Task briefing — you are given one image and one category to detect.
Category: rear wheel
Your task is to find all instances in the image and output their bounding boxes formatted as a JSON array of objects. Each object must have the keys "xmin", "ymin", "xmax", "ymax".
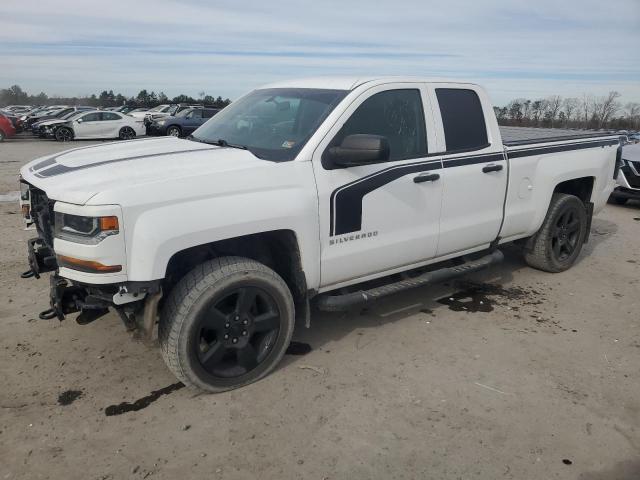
[
  {"xmin": 167, "ymin": 126, "xmax": 181, "ymax": 137},
  {"xmin": 612, "ymin": 196, "xmax": 628, "ymax": 205},
  {"xmin": 159, "ymin": 256, "xmax": 295, "ymax": 392},
  {"xmin": 524, "ymin": 193, "xmax": 588, "ymax": 273},
  {"xmin": 0, "ymin": 129, "xmax": 5, "ymax": 142},
  {"xmin": 119, "ymin": 126, "xmax": 136, "ymax": 140},
  {"xmin": 55, "ymin": 127, "xmax": 73, "ymax": 142}
]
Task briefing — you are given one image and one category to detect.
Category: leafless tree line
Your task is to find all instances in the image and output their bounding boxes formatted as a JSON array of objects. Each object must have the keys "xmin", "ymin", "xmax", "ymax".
[{"xmin": 494, "ymin": 91, "xmax": 640, "ymax": 131}]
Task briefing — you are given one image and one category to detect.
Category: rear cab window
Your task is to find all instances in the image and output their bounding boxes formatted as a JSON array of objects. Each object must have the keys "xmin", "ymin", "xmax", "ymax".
[{"xmin": 435, "ymin": 88, "xmax": 489, "ymax": 152}]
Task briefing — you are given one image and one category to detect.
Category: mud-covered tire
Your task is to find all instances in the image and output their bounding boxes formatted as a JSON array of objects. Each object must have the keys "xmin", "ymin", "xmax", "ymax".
[
  {"xmin": 524, "ymin": 193, "xmax": 588, "ymax": 273},
  {"xmin": 159, "ymin": 256, "xmax": 295, "ymax": 393}
]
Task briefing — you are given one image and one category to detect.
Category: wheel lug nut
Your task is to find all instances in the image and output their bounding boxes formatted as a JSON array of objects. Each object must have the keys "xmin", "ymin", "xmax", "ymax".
[
  {"xmin": 242, "ymin": 330, "xmax": 247, "ymax": 336},
  {"xmin": 225, "ymin": 323, "xmax": 230, "ymax": 328},
  {"xmin": 224, "ymin": 334, "xmax": 229, "ymax": 339},
  {"xmin": 235, "ymin": 315, "xmax": 240, "ymax": 321},
  {"xmin": 232, "ymin": 338, "xmax": 238, "ymax": 344},
  {"xmin": 242, "ymin": 319, "xmax": 248, "ymax": 325}
]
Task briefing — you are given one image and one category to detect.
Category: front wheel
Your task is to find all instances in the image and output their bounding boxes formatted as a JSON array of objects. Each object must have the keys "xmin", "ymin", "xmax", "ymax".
[
  {"xmin": 55, "ymin": 127, "xmax": 73, "ymax": 142},
  {"xmin": 0, "ymin": 129, "xmax": 5, "ymax": 142},
  {"xmin": 159, "ymin": 256, "xmax": 295, "ymax": 393},
  {"xmin": 524, "ymin": 193, "xmax": 588, "ymax": 273},
  {"xmin": 119, "ymin": 126, "xmax": 136, "ymax": 140}
]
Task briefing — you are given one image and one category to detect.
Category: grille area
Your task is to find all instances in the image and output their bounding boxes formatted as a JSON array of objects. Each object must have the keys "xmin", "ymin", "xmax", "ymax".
[{"xmin": 29, "ymin": 187, "xmax": 56, "ymax": 248}]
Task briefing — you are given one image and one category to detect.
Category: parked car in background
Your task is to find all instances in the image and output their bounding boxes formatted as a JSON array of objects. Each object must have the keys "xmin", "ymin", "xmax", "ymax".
[
  {"xmin": 0, "ymin": 113, "xmax": 16, "ymax": 141},
  {"xmin": 54, "ymin": 110, "xmax": 145, "ymax": 141},
  {"xmin": 28, "ymin": 106, "xmax": 93, "ymax": 133},
  {"xmin": 17, "ymin": 107, "xmax": 68, "ymax": 130},
  {"xmin": 33, "ymin": 109, "xmax": 94, "ymax": 137},
  {"xmin": 143, "ymin": 104, "xmax": 203, "ymax": 127},
  {"xmin": 128, "ymin": 104, "xmax": 174, "ymax": 120},
  {"xmin": 147, "ymin": 107, "xmax": 219, "ymax": 137},
  {"xmin": 611, "ymin": 142, "xmax": 640, "ymax": 205}
]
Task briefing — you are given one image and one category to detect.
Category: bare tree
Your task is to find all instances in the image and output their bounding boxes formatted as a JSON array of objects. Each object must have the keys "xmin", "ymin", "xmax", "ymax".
[
  {"xmin": 580, "ymin": 94, "xmax": 592, "ymax": 126},
  {"xmin": 592, "ymin": 91, "xmax": 621, "ymax": 128},
  {"xmin": 546, "ymin": 96, "xmax": 562, "ymax": 127},
  {"xmin": 562, "ymin": 97, "xmax": 579, "ymax": 124}
]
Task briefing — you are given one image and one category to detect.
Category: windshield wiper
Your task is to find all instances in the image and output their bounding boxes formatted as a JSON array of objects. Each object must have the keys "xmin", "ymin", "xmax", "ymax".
[{"xmin": 188, "ymin": 136, "xmax": 247, "ymax": 150}]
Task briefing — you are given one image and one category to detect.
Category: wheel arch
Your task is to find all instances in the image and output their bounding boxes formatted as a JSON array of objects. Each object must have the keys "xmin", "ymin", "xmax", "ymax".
[
  {"xmin": 553, "ymin": 176, "xmax": 595, "ymax": 204},
  {"xmin": 163, "ymin": 230, "xmax": 309, "ymax": 321}
]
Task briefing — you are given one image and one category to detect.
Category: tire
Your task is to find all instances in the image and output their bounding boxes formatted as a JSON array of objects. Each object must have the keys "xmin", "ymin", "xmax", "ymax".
[
  {"xmin": 55, "ymin": 127, "xmax": 73, "ymax": 142},
  {"xmin": 119, "ymin": 126, "xmax": 136, "ymax": 140},
  {"xmin": 166, "ymin": 126, "xmax": 181, "ymax": 137},
  {"xmin": 612, "ymin": 196, "xmax": 628, "ymax": 205},
  {"xmin": 159, "ymin": 256, "xmax": 295, "ymax": 393},
  {"xmin": 0, "ymin": 129, "xmax": 5, "ymax": 142},
  {"xmin": 524, "ymin": 193, "xmax": 588, "ymax": 273}
]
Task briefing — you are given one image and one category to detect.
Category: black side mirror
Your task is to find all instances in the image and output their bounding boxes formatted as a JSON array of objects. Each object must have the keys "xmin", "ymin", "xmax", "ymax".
[{"xmin": 327, "ymin": 134, "xmax": 390, "ymax": 168}]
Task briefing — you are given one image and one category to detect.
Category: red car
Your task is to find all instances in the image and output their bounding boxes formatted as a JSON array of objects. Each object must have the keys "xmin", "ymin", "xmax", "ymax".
[{"xmin": 0, "ymin": 113, "xmax": 16, "ymax": 141}]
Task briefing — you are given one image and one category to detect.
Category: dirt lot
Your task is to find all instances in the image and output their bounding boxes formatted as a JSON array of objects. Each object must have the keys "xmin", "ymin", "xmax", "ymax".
[{"xmin": 1, "ymin": 137, "xmax": 639, "ymax": 480}]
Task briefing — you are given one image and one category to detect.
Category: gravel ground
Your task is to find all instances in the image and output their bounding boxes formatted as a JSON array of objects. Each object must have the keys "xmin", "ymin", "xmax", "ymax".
[{"xmin": 1, "ymin": 137, "xmax": 639, "ymax": 480}]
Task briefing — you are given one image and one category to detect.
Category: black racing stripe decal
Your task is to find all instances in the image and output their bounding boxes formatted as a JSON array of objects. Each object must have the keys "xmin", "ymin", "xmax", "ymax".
[
  {"xmin": 443, "ymin": 152, "xmax": 504, "ymax": 168},
  {"xmin": 329, "ymin": 137, "xmax": 620, "ymax": 237},
  {"xmin": 330, "ymin": 159, "xmax": 441, "ymax": 236},
  {"xmin": 34, "ymin": 147, "xmax": 219, "ymax": 178},
  {"xmin": 507, "ymin": 139, "xmax": 619, "ymax": 159},
  {"xmin": 30, "ymin": 157, "xmax": 56, "ymax": 171},
  {"xmin": 29, "ymin": 137, "xmax": 166, "ymax": 172}
]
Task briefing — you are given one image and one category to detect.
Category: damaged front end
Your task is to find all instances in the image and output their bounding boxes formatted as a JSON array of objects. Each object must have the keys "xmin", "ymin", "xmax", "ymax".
[{"xmin": 19, "ymin": 179, "xmax": 161, "ymax": 338}]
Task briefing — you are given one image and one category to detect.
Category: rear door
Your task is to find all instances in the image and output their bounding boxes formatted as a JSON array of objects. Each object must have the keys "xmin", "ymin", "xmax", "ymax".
[
  {"xmin": 100, "ymin": 112, "xmax": 124, "ymax": 137},
  {"xmin": 428, "ymin": 85, "xmax": 507, "ymax": 256},
  {"xmin": 312, "ymin": 84, "xmax": 442, "ymax": 289}
]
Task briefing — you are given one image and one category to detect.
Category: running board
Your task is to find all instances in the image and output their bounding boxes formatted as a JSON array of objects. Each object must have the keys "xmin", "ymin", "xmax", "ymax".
[{"xmin": 316, "ymin": 250, "xmax": 504, "ymax": 312}]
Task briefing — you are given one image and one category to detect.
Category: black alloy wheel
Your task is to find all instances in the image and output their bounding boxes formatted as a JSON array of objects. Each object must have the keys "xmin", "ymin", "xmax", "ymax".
[
  {"xmin": 550, "ymin": 206, "xmax": 581, "ymax": 262},
  {"xmin": 193, "ymin": 287, "xmax": 281, "ymax": 378},
  {"xmin": 119, "ymin": 126, "xmax": 136, "ymax": 140}
]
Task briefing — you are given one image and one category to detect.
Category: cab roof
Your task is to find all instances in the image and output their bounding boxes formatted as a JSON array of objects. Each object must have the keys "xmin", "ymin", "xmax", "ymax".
[{"xmin": 261, "ymin": 76, "xmax": 479, "ymax": 91}]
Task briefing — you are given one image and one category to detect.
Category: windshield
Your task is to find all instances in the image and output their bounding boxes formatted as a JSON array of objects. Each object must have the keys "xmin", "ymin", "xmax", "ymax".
[
  {"xmin": 148, "ymin": 105, "xmax": 167, "ymax": 112},
  {"xmin": 192, "ymin": 88, "xmax": 347, "ymax": 161}
]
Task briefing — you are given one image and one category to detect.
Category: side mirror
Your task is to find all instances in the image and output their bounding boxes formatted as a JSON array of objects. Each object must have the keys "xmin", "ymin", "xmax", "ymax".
[
  {"xmin": 327, "ymin": 134, "xmax": 390, "ymax": 168},
  {"xmin": 76, "ymin": 118, "xmax": 83, "ymax": 123}
]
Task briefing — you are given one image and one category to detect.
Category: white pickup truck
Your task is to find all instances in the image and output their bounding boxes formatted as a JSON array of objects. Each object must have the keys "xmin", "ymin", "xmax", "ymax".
[{"xmin": 19, "ymin": 77, "xmax": 623, "ymax": 392}]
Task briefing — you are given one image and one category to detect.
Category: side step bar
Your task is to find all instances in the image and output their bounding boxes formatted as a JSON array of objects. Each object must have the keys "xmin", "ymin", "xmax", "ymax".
[{"xmin": 316, "ymin": 250, "xmax": 504, "ymax": 312}]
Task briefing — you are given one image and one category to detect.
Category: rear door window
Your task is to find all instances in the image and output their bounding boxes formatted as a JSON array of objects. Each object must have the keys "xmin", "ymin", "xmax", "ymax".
[
  {"xmin": 435, "ymin": 88, "xmax": 488, "ymax": 152},
  {"xmin": 81, "ymin": 112, "xmax": 101, "ymax": 122}
]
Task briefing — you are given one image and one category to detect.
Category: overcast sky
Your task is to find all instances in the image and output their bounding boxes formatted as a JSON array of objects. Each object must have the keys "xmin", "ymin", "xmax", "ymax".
[{"xmin": 1, "ymin": 0, "xmax": 638, "ymax": 105}]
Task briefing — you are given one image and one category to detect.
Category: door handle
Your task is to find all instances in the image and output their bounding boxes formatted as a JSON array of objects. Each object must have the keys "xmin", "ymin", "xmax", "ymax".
[
  {"xmin": 482, "ymin": 164, "xmax": 503, "ymax": 173},
  {"xmin": 414, "ymin": 173, "xmax": 440, "ymax": 183}
]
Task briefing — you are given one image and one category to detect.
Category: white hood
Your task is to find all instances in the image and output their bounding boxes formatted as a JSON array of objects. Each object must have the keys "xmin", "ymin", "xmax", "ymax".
[{"xmin": 20, "ymin": 137, "xmax": 272, "ymax": 205}]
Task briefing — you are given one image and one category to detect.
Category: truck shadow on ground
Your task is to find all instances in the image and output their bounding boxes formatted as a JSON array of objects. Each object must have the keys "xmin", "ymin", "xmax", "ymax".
[{"xmin": 283, "ymin": 222, "xmax": 617, "ymax": 367}]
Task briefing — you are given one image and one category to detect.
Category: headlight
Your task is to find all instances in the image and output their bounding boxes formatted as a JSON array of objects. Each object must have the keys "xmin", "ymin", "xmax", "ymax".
[
  {"xmin": 54, "ymin": 213, "xmax": 119, "ymax": 244},
  {"xmin": 157, "ymin": 119, "xmax": 166, "ymax": 125}
]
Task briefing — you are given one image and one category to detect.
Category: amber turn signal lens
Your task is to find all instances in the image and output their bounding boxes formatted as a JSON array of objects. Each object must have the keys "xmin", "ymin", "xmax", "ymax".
[
  {"xmin": 99, "ymin": 216, "xmax": 119, "ymax": 231},
  {"xmin": 21, "ymin": 205, "xmax": 30, "ymax": 217},
  {"xmin": 57, "ymin": 255, "xmax": 122, "ymax": 274}
]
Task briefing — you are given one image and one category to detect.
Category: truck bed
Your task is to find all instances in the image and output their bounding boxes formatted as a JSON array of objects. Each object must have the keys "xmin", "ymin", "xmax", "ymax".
[{"xmin": 500, "ymin": 126, "xmax": 619, "ymax": 146}]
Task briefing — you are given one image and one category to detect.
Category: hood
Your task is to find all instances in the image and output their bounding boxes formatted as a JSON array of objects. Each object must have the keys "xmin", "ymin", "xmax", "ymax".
[
  {"xmin": 20, "ymin": 137, "xmax": 275, "ymax": 205},
  {"xmin": 34, "ymin": 118, "xmax": 66, "ymax": 127}
]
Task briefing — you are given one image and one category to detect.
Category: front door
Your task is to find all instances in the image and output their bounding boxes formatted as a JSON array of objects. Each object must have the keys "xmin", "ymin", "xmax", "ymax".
[{"xmin": 313, "ymin": 85, "xmax": 443, "ymax": 289}]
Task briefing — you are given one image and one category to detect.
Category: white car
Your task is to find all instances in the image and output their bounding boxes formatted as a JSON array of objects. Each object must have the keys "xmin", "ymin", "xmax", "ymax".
[
  {"xmin": 127, "ymin": 104, "xmax": 173, "ymax": 119},
  {"xmin": 54, "ymin": 110, "xmax": 146, "ymax": 141}
]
